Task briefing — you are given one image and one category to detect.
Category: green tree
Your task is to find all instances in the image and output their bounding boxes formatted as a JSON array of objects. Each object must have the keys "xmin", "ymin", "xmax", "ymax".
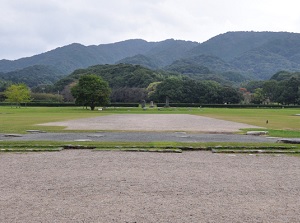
[
  {"xmin": 4, "ymin": 83, "xmax": 31, "ymax": 107},
  {"xmin": 71, "ymin": 74, "xmax": 111, "ymax": 110},
  {"xmin": 152, "ymin": 77, "xmax": 184, "ymax": 102},
  {"xmin": 31, "ymin": 93, "xmax": 64, "ymax": 103},
  {"xmin": 201, "ymin": 81, "xmax": 221, "ymax": 104},
  {"xmin": 278, "ymin": 77, "xmax": 300, "ymax": 105},
  {"xmin": 147, "ymin": 82, "xmax": 161, "ymax": 100},
  {"xmin": 262, "ymin": 80, "xmax": 279, "ymax": 103},
  {"xmin": 242, "ymin": 81, "xmax": 264, "ymax": 93},
  {"xmin": 151, "ymin": 78, "xmax": 242, "ymax": 104},
  {"xmin": 220, "ymin": 86, "xmax": 242, "ymax": 104},
  {"xmin": 251, "ymin": 88, "xmax": 265, "ymax": 104}
]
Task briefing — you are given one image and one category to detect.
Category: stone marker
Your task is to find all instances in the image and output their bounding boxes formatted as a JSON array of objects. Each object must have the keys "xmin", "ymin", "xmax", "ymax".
[
  {"xmin": 4, "ymin": 134, "xmax": 23, "ymax": 137},
  {"xmin": 246, "ymin": 131, "xmax": 268, "ymax": 136},
  {"xmin": 177, "ymin": 135, "xmax": 190, "ymax": 138},
  {"xmin": 150, "ymin": 101, "xmax": 154, "ymax": 108},
  {"xmin": 63, "ymin": 145, "xmax": 96, "ymax": 149},
  {"xmin": 26, "ymin": 130, "xmax": 46, "ymax": 133},
  {"xmin": 87, "ymin": 134, "xmax": 104, "ymax": 138},
  {"xmin": 74, "ymin": 139, "xmax": 92, "ymax": 142},
  {"xmin": 165, "ymin": 96, "xmax": 170, "ymax": 107},
  {"xmin": 277, "ymin": 138, "xmax": 300, "ymax": 144},
  {"xmin": 141, "ymin": 100, "xmax": 146, "ymax": 108}
]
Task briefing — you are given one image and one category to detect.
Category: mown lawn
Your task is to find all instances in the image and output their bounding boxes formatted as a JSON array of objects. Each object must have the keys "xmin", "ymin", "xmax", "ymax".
[
  {"xmin": 0, "ymin": 106, "xmax": 299, "ymax": 137},
  {"xmin": 0, "ymin": 107, "xmax": 107, "ymax": 133},
  {"xmin": 0, "ymin": 141, "xmax": 299, "ymax": 153}
]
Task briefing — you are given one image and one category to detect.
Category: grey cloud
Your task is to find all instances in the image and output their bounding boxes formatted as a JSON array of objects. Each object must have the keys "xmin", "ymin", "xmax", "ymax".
[{"xmin": 1, "ymin": 0, "xmax": 300, "ymax": 59}]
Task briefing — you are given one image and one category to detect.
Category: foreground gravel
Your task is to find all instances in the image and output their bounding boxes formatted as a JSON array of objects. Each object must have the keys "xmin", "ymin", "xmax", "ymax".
[{"xmin": 1, "ymin": 150, "xmax": 299, "ymax": 223}]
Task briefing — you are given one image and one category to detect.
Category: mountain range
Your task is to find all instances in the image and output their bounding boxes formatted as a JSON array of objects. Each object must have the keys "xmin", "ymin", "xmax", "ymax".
[{"xmin": 2, "ymin": 31, "xmax": 300, "ymax": 85}]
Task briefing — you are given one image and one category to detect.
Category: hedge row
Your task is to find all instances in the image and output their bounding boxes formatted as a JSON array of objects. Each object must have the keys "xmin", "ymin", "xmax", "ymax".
[
  {"xmin": 156, "ymin": 103, "xmax": 300, "ymax": 108},
  {"xmin": 0, "ymin": 102, "xmax": 76, "ymax": 107},
  {"xmin": 106, "ymin": 103, "xmax": 139, "ymax": 107},
  {"xmin": 0, "ymin": 102, "xmax": 140, "ymax": 107},
  {"xmin": 1, "ymin": 102, "xmax": 299, "ymax": 108}
]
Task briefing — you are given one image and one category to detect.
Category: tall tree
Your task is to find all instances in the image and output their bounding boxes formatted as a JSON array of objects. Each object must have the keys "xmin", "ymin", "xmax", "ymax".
[
  {"xmin": 4, "ymin": 83, "xmax": 31, "ymax": 107},
  {"xmin": 221, "ymin": 86, "xmax": 242, "ymax": 104},
  {"xmin": 262, "ymin": 80, "xmax": 279, "ymax": 102},
  {"xmin": 71, "ymin": 74, "xmax": 111, "ymax": 110},
  {"xmin": 251, "ymin": 88, "xmax": 266, "ymax": 104},
  {"xmin": 278, "ymin": 77, "xmax": 300, "ymax": 105},
  {"xmin": 152, "ymin": 77, "xmax": 184, "ymax": 102}
]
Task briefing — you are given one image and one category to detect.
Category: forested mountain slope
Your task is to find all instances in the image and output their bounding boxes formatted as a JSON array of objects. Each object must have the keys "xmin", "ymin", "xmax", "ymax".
[
  {"xmin": 2, "ymin": 31, "xmax": 300, "ymax": 81},
  {"xmin": 54, "ymin": 63, "xmax": 168, "ymax": 91},
  {"xmin": 0, "ymin": 65, "xmax": 63, "ymax": 87},
  {"xmin": 0, "ymin": 39, "xmax": 197, "ymax": 74},
  {"xmin": 186, "ymin": 31, "xmax": 300, "ymax": 79}
]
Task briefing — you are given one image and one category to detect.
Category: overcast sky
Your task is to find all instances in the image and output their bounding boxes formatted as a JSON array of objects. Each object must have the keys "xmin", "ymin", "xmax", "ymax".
[{"xmin": 1, "ymin": 0, "xmax": 300, "ymax": 60}]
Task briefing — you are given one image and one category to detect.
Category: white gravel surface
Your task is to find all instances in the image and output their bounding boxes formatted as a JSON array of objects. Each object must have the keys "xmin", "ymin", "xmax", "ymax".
[
  {"xmin": 1, "ymin": 150, "xmax": 300, "ymax": 223},
  {"xmin": 0, "ymin": 132, "xmax": 279, "ymax": 143},
  {"xmin": 38, "ymin": 114, "xmax": 261, "ymax": 132}
]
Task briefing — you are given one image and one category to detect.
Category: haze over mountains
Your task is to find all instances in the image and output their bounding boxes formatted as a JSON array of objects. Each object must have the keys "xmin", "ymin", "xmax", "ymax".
[{"xmin": 2, "ymin": 31, "xmax": 300, "ymax": 83}]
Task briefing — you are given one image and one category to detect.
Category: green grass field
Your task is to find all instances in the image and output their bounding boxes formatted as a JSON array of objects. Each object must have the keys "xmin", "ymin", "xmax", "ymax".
[
  {"xmin": 0, "ymin": 106, "xmax": 106, "ymax": 133},
  {"xmin": 0, "ymin": 106, "xmax": 299, "ymax": 136}
]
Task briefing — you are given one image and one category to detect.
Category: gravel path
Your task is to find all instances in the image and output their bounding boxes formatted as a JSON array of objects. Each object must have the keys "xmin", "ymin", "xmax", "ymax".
[
  {"xmin": 0, "ymin": 132, "xmax": 278, "ymax": 143},
  {"xmin": 1, "ymin": 150, "xmax": 299, "ymax": 223},
  {"xmin": 38, "ymin": 114, "xmax": 261, "ymax": 132}
]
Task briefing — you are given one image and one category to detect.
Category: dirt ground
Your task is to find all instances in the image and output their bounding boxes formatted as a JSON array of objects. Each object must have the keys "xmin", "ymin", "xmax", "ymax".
[
  {"xmin": 1, "ymin": 150, "xmax": 299, "ymax": 223},
  {"xmin": 38, "ymin": 114, "xmax": 261, "ymax": 132}
]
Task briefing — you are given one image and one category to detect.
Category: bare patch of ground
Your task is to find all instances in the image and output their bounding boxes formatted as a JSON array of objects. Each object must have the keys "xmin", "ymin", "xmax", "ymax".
[
  {"xmin": 1, "ymin": 150, "xmax": 299, "ymax": 222},
  {"xmin": 38, "ymin": 114, "xmax": 261, "ymax": 132}
]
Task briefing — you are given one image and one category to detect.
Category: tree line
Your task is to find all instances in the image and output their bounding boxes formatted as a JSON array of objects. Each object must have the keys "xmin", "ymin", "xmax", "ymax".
[
  {"xmin": 1, "ymin": 64, "xmax": 300, "ymax": 108},
  {"xmin": 149, "ymin": 77, "xmax": 242, "ymax": 104},
  {"xmin": 243, "ymin": 71, "xmax": 300, "ymax": 105}
]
